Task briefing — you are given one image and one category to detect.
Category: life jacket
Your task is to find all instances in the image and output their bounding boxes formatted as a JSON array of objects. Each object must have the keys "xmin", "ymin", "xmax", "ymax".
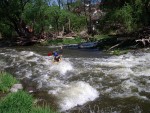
[{"xmin": 53, "ymin": 51, "xmax": 58, "ymax": 57}]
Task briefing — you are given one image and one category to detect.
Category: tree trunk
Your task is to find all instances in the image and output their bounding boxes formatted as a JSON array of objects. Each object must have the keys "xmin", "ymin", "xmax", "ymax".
[
  {"xmin": 10, "ymin": 18, "xmax": 32, "ymax": 38},
  {"xmin": 67, "ymin": 0, "xmax": 70, "ymax": 11}
]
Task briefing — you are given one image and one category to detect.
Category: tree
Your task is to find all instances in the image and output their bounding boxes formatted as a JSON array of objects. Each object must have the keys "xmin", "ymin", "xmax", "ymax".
[
  {"xmin": 0, "ymin": 0, "xmax": 30, "ymax": 37},
  {"xmin": 0, "ymin": 0, "xmax": 87, "ymax": 39},
  {"xmin": 100, "ymin": 0, "xmax": 150, "ymax": 32},
  {"xmin": 49, "ymin": 6, "xmax": 86, "ymax": 33},
  {"xmin": 23, "ymin": 0, "xmax": 51, "ymax": 37}
]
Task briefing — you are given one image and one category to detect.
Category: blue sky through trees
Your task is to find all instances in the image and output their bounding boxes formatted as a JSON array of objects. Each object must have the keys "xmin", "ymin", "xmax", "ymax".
[{"xmin": 48, "ymin": 0, "xmax": 101, "ymax": 6}]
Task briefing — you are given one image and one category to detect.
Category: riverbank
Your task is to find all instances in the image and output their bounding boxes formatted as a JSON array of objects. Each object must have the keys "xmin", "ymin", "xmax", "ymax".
[
  {"xmin": 0, "ymin": 27, "xmax": 149, "ymax": 52},
  {"xmin": 0, "ymin": 72, "xmax": 57, "ymax": 113}
]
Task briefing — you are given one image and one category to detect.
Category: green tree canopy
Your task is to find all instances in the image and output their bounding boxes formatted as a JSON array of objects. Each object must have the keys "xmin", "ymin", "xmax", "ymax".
[
  {"xmin": 0, "ymin": 0, "xmax": 30, "ymax": 37},
  {"xmin": 0, "ymin": 0, "xmax": 87, "ymax": 39},
  {"xmin": 100, "ymin": 0, "xmax": 150, "ymax": 32}
]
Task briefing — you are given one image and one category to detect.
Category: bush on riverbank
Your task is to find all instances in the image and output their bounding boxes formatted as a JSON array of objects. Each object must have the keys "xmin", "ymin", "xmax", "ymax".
[
  {"xmin": 110, "ymin": 49, "xmax": 129, "ymax": 55},
  {"xmin": 0, "ymin": 72, "xmax": 57, "ymax": 113},
  {"xmin": 31, "ymin": 106, "xmax": 57, "ymax": 113},
  {"xmin": 94, "ymin": 35, "xmax": 111, "ymax": 40},
  {"xmin": 0, "ymin": 91, "xmax": 56, "ymax": 113},
  {"xmin": 0, "ymin": 72, "xmax": 18, "ymax": 92},
  {"xmin": 0, "ymin": 91, "xmax": 33, "ymax": 113},
  {"xmin": 62, "ymin": 37, "xmax": 85, "ymax": 45},
  {"xmin": 41, "ymin": 37, "xmax": 85, "ymax": 46},
  {"xmin": 44, "ymin": 35, "xmax": 110, "ymax": 46}
]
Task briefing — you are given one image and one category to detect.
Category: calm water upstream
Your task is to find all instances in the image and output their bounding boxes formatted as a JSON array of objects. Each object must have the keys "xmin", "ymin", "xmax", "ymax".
[{"xmin": 0, "ymin": 46, "xmax": 150, "ymax": 113}]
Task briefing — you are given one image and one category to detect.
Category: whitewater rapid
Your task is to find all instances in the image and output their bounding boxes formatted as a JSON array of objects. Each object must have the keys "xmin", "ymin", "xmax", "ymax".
[
  {"xmin": 0, "ymin": 48, "xmax": 99, "ymax": 111},
  {"xmin": 0, "ymin": 48, "xmax": 150, "ymax": 112}
]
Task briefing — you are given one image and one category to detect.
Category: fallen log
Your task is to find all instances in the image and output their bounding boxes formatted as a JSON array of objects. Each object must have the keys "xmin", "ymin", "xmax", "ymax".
[
  {"xmin": 136, "ymin": 37, "xmax": 150, "ymax": 46},
  {"xmin": 108, "ymin": 42, "xmax": 124, "ymax": 50}
]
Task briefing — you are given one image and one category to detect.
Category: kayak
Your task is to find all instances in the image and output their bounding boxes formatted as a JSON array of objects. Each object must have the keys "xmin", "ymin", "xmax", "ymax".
[{"xmin": 53, "ymin": 58, "xmax": 62, "ymax": 64}]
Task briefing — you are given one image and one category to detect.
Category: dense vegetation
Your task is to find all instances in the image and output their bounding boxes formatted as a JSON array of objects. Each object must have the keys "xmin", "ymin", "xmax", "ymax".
[
  {"xmin": 0, "ymin": 72, "xmax": 18, "ymax": 92},
  {"xmin": 0, "ymin": 0, "xmax": 149, "ymax": 47},
  {"xmin": 0, "ymin": 0, "xmax": 86, "ymax": 38},
  {"xmin": 100, "ymin": 0, "xmax": 150, "ymax": 33}
]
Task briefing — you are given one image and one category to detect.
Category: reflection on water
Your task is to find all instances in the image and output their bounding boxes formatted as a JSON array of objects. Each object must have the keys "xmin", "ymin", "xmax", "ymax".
[{"xmin": 0, "ymin": 47, "xmax": 150, "ymax": 113}]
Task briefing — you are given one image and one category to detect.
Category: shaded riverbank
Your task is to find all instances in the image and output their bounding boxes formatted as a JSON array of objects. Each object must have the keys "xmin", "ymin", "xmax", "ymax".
[{"xmin": 0, "ymin": 27, "xmax": 149, "ymax": 51}]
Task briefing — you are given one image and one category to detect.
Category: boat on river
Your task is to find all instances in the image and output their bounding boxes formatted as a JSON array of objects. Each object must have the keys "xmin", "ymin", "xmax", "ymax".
[
  {"xmin": 78, "ymin": 42, "xmax": 98, "ymax": 49},
  {"xmin": 63, "ymin": 42, "xmax": 98, "ymax": 49}
]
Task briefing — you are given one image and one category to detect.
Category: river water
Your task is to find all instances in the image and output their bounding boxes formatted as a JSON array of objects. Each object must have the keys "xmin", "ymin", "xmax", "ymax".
[{"xmin": 0, "ymin": 46, "xmax": 150, "ymax": 113}]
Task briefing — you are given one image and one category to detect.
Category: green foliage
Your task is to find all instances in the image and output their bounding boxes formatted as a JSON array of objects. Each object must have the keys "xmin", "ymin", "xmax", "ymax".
[
  {"xmin": 0, "ymin": 0, "xmax": 31, "ymax": 37},
  {"xmin": 46, "ymin": 37, "xmax": 84, "ymax": 46},
  {"xmin": 0, "ymin": 91, "xmax": 33, "ymax": 113},
  {"xmin": 111, "ymin": 49, "xmax": 122, "ymax": 55},
  {"xmin": 114, "ymin": 3, "xmax": 133, "ymax": 31},
  {"xmin": 62, "ymin": 37, "xmax": 84, "ymax": 45},
  {"xmin": 48, "ymin": 6, "xmax": 61, "ymax": 31},
  {"xmin": 69, "ymin": 14, "xmax": 86, "ymax": 31},
  {"xmin": 0, "ymin": 72, "xmax": 18, "ymax": 92},
  {"xmin": 0, "ymin": 91, "xmax": 57, "ymax": 113},
  {"xmin": 69, "ymin": 0, "xmax": 82, "ymax": 8},
  {"xmin": 31, "ymin": 106, "xmax": 57, "ymax": 113},
  {"xmin": 0, "ymin": 0, "xmax": 26, "ymax": 20},
  {"xmin": 23, "ymin": 0, "xmax": 51, "ymax": 34},
  {"xmin": 0, "ymin": 72, "xmax": 57, "ymax": 113},
  {"xmin": 110, "ymin": 49, "xmax": 128, "ymax": 55},
  {"xmin": 131, "ymin": 0, "xmax": 143, "ymax": 25},
  {"xmin": 0, "ymin": 23, "xmax": 14, "ymax": 38},
  {"xmin": 94, "ymin": 35, "xmax": 110, "ymax": 40},
  {"xmin": 47, "ymin": 39, "xmax": 63, "ymax": 46},
  {"xmin": 49, "ymin": 7, "xmax": 86, "ymax": 32},
  {"xmin": 100, "ymin": 3, "xmax": 134, "ymax": 32},
  {"xmin": 101, "ymin": 0, "xmax": 149, "ymax": 32},
  {"xmin": 0, "ymin": 0, "xmax": 86, "ymax": 39}
]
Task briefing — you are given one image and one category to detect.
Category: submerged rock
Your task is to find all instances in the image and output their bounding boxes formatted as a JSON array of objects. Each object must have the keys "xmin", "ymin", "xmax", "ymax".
[{"xmin": 10, "ymin": 84, "xmax": 23, "ymax": 93}]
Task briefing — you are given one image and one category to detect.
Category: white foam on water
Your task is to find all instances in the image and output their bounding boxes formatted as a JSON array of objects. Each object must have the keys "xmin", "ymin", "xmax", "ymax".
[
  {"xmin": 112, "ymin": 92, "xmax": 138, "ymax": 98},
  {"xmin": 104, "ymin": 88, "xmax": 113, "ymax": 93},
  {"xmin": 20, "ymin": 51, "xmax": 35, "ymax": 57},
  {"xmin": 0, "ymin": 60, "xmax": 7, "ymax": 70},
  {"xmin": 50, "ymin": 60, "xmax": 73, "ymax": 75},
  {"xmin": 111, "ymin": 91, "xmax": 149, "ymax": 101},
  {"xmin": 0, "ymin": 60, "xmax": 7, "ymax": 66},
  {"xmin": 135, "ymin": 69, "xmax": 150, "ymax": 77},
  {"xmin": 49, "ymin": 81, "xmax": 99, "ymax": 112},
  {"xmin": 110, "ymin": 78, "xmax": 150, "ymax": 100},
  {"xmin": 27, "ymin": 57, "xmax": 39, "ymax": 62},
  {"xmin": 1, "ymin": 48, "xmax": 150, "ymax": 112},
  {"xmin": 23, "ymin": 70, "xmax": 32, "ymax": 79},
  {"xmin": 121, "ymin": 79, "xmax": 137, "ymax": 90},
  {"xmin": 47, "ymin": 78, "xmax": 67, "ymax": 95},
  {"xmin": 102, "ymin": 61, "xmax": 130, "ymax": 68},
  {"xmin": 19, "ymin": 51, "xmax": 41, "ymax": 62},
  {"xmin": 92, "ymin": 53, "xmax": 143, "ymax": 68},
  {"xmin": 88, "ymin": 52, "xmax": 150, "ymax": 101},
  {"xmin": 107, "ymin": 68, "xmax": 134, "ymax": 79}
]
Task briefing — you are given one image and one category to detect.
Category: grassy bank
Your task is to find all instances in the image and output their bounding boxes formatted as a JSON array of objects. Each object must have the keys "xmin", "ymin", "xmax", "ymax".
[
  {"xmin": 40, "ymin": 37, "xmax": 86, "ymax": 46},
  {"xmin": 0, "ymin": 72, "xmax": 57, "ymax": 113},
  {"xmin": 0, "ymin": 72, "xmax": 18, "ymax": 93}
]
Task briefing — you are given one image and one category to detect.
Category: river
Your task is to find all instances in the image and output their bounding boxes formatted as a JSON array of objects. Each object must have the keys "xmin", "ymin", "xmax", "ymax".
[{"xmin": 0, "ymin": 46, "xmax": 150, "ymax": 113}]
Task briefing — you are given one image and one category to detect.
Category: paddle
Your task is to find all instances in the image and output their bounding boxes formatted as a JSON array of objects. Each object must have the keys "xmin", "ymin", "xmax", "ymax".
[{"xmin": 48, "ymin": 52, "xmax": 52, "ymax": 56}]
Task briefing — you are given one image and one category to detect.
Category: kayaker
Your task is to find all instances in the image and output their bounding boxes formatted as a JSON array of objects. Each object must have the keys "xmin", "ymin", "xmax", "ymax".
[{"xmin": 52, "ymin": 46, "xmax": 63, "ymax": 62}]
